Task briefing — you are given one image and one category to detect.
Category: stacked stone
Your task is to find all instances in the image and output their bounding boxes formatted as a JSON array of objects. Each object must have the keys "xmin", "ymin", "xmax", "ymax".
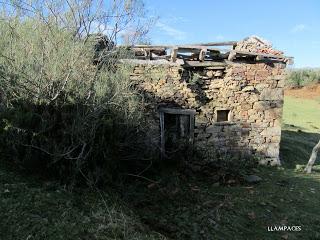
[
  {"xmin": 129, "ymin": 53, "xmax": 286, "ymax": 166},
  {"xmin": 138, "ymin": 65, "xmax": 197, "ymax": 108},
  {"xmin": 235, "ymin": 36, "xmax": 283, "ymax": 56},
  {"xmin": 130, "ymin": 65, "xmax": 228, "ymax": 109}
]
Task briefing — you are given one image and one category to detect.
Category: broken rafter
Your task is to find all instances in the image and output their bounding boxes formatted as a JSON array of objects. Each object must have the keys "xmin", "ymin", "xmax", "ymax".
[
  {"xmin": 131, "ymin": 47, "xmax": 166, "ymax": 52},
  {"xmin": 227, "ymin": 51, "xmax": 237, "ymax": 61},
  {"xmin": 182, "ymin": 60, "xmax": 227, "ymax": 68},
  {"xmin": 159, "ymin": 107, "xmax": 196, "ymax": 115},
  {"xmin": 199, "ymin": 49, "xmax": 206, "ymax": 62},
  {"xmin": 128, "ymin": 41, "xmax": 237, "ymax": 49},
  {"xmin": 189, "ymin": 41, "xmax": 237, "ymax": 46},
  {"xmin": 171, "ymin": 47, "xmax": 178, "ymax": 62},
  {"xmin": 228, "ymin": 50, "xmax": 293, "ymax": 63},
  {"xmin": 122, "ymin": 41, "xmax": 293, "ymax": 64},
  {"xmin": 169, "ymin": 47, "xmax": 221, "ymax": 62},
  {"xmin": 233, "ymin": 50, "xmax": 286, "ymax": 59},
  {"xmin": 129, "ymin": 43, "xmax": 230, "ymax": 62}
]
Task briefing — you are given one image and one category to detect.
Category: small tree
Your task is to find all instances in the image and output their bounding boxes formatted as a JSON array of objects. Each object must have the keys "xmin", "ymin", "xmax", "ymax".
[
  {"xmin": 0, "ymin": 0, "xmax": 157, "ymax": 185},
  {"xmin": 305, "ymin": 140, "xmax": 320, "ymax": 173}
]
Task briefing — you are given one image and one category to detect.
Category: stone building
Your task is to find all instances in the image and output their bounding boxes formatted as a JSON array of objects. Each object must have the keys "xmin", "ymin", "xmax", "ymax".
[{"xmin": 124, "ymin": 36, "xmax": 293, "ymax": 165}]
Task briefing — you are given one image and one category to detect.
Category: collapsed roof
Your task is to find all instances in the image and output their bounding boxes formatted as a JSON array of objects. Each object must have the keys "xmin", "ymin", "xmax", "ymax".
[{"xmin": 120, "ymin": 36, "xmax": 293, "ymax": 67}]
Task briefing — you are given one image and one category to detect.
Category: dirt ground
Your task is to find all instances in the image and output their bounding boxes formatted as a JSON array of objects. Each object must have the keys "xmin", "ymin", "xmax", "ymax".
[{"xmin": 284, "ymin": 84, "xmax": 320, "ymax": 99}]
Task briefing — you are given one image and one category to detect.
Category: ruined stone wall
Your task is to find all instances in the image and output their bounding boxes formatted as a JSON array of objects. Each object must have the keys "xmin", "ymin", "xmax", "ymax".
[{"xmin": 129, "ymin": 60, "xmax": 286, "ymax": 165}]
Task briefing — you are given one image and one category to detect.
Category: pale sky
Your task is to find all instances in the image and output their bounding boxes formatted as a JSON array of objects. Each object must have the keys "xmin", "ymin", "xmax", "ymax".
[{"xmin": 145, "ymin": 0, "xmax": 320, "ymax": 68}]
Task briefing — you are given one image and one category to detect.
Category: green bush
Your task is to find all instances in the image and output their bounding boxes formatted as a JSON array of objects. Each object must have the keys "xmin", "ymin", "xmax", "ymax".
[
  {"xmin": 0, "ymin": 5, "xmax": 156, "ymax": 185},
  {"xmin": 286, "ymin": 68, "xmax": 320, "ymax": 87}
]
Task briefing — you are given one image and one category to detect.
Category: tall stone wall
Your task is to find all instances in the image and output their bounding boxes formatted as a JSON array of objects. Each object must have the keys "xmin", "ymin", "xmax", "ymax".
[{"xmin": 129, "ymin": 60, "xmax": 286, "ymax": 165}]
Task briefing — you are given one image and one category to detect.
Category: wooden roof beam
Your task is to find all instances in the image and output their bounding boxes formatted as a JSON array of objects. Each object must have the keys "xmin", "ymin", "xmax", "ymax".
[
  {"xmin": 126, "ymin": 41, "xmax": 237, "ymax": 49},
  {"xmin": 182, "ymin": 60, "xmax": 227, "ymax": 68},
  {"xmin": 227, "ymin": 50, "xmax": 294, "ymax": 63}
]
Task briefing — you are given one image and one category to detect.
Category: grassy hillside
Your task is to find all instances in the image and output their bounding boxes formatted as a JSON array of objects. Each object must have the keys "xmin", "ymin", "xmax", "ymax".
[{"xmin": 283, "ymin": 95, "xmax": 320, "ymax": 132}]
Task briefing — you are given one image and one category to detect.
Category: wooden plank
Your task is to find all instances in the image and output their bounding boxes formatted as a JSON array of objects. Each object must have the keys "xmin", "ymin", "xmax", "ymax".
[
  {"xmin": 131, "ymin": 47, "xmax": 166, "ymax": 51},
  {"xmin": 205, "ymin": 66, "xmax": 226, "ymax": 70},
  {"xmin": 176, "ymin": 46, "xmax": 220, "ymax": 51},
  {"xmin": 189, "ymin": 114, "xmax": 195, "ymax": 145},
  {"xmin": 144, "ymin": 49, "xmax": 150, "ymax": 60},
  {"xmin": 191, "ymin": 41, "xmax": 237, "ymax": 46},
  {"xmin": 170, "ymin": 48, "xmax": 178, "ymax": 62},
  {"xmin": 255, "ymin": 55, "xmax": 264, "ymax": 61},
  {"xmin": 199, "ymin": 49, "xmax": 207, "ymax": 62},
  {"xmin": 235, "ymin": 50, "xmax": 284, "ymax": 59},
  {"xmin": 159, "ymin": 111, "xmax": 165, "ymax": 160},
  {"xmin": 159, "ymin": 107, "xmax": 196, "ymax": 115},
  {"xmin": 129, "ymin": 41, "xmax": 237, "ymax": 48},
  {"xmin": 150, "ymin": 54, "xmax": 169, "ymax": 60},
  {"xmin": 228, "ymin": 51, "xmax": 237, "ymax": 61},
  {"xmin": 226, "ymin": 50, "xmax": 294, "ymax": 63},
  {"xmin": 175, "ymin": 48, "xmax": 220, "ymax": 60},
  {"xmin": 183, "ymin": 60, "xmax": 227, "ymax": 68},
  {"xmin": 133, "ymin": 45, "xmax": 221, "ymax": 53},
  {"xmin": 285, "ymin": 58, "xmax": 294, "ymax": 65},
  {"xmin": 176, "ymin": 48, "xmax": 201, "ymax": 54},
  {"xmin": 233, "ymin": 50, "xmax": 293, "ymax": 60}
]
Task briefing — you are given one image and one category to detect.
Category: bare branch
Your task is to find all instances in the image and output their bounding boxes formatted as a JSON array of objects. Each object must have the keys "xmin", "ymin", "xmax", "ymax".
[{"xmin": 305, "ymin": 139, "xmax": 320, "ymax": 173}]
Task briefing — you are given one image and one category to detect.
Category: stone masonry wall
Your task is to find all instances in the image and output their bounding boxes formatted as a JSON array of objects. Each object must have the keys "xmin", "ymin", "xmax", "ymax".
[{"xmin": 129, "ymin": 60, "xmax": 286, "ymax": 165}]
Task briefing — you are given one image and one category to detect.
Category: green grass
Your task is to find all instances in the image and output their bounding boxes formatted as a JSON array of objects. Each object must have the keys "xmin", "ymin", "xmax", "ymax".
[
  {"xmin": 280, "ymin": 130, "xmax": 320, "ymax": 169},
  {"xmin": 1, "ymin": 95, "xmax": 320, "ymax": 239},
  {"xmin": 0, "ymin": 162, "xmax": 165, "ymax": 240},
  {"xmin": 121, "ymin": 166, "xmax": 320, "ymax": 240},
  {"xmin": 119, "ymin": 95, "xmax": 320, "ymax": 239},
  {"xmin": 283, "ymin": 95, "xmax": 320, "ymax": 132}
]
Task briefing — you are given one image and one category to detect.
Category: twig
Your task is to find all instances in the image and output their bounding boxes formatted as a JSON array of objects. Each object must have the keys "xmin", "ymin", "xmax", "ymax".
[{"xmin": 125, "ymin": 173, "xmax": 159, "ymax": 184}]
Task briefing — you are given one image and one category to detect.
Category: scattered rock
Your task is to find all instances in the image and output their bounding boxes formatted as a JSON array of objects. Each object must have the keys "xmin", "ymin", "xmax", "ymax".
[
  {"xmin": 245, "ymin": 175, "xmax": 262, "ymax": 183},
  {"xmin": 235, "ymin": 35, "xmax": 283, "ymax": 55},
  {"xmin": 242, "ymin": 86, "xmax": 255, "ymax": 92},
  {"xmin": 212, "ymin": 182, "xmax": 220, "ymax": 187},
  {"xmin": 247, "ymin": 211, "xmax": 256, "ymax": 220},
  {"xmin": 295, "ymin": 164, "xmax": 305, "ymax": 171}
]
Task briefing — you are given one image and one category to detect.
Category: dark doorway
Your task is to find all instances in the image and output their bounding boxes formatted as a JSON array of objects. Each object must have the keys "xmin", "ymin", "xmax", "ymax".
[{"xmin": 159, "ymin": 108, "xmax": 196, "ymax": 159}]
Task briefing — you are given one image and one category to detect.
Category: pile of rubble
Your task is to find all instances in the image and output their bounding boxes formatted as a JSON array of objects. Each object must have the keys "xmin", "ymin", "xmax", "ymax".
[{"xmin": 235, "ymin": 36, "xmax": 283, "ymax": 55}]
